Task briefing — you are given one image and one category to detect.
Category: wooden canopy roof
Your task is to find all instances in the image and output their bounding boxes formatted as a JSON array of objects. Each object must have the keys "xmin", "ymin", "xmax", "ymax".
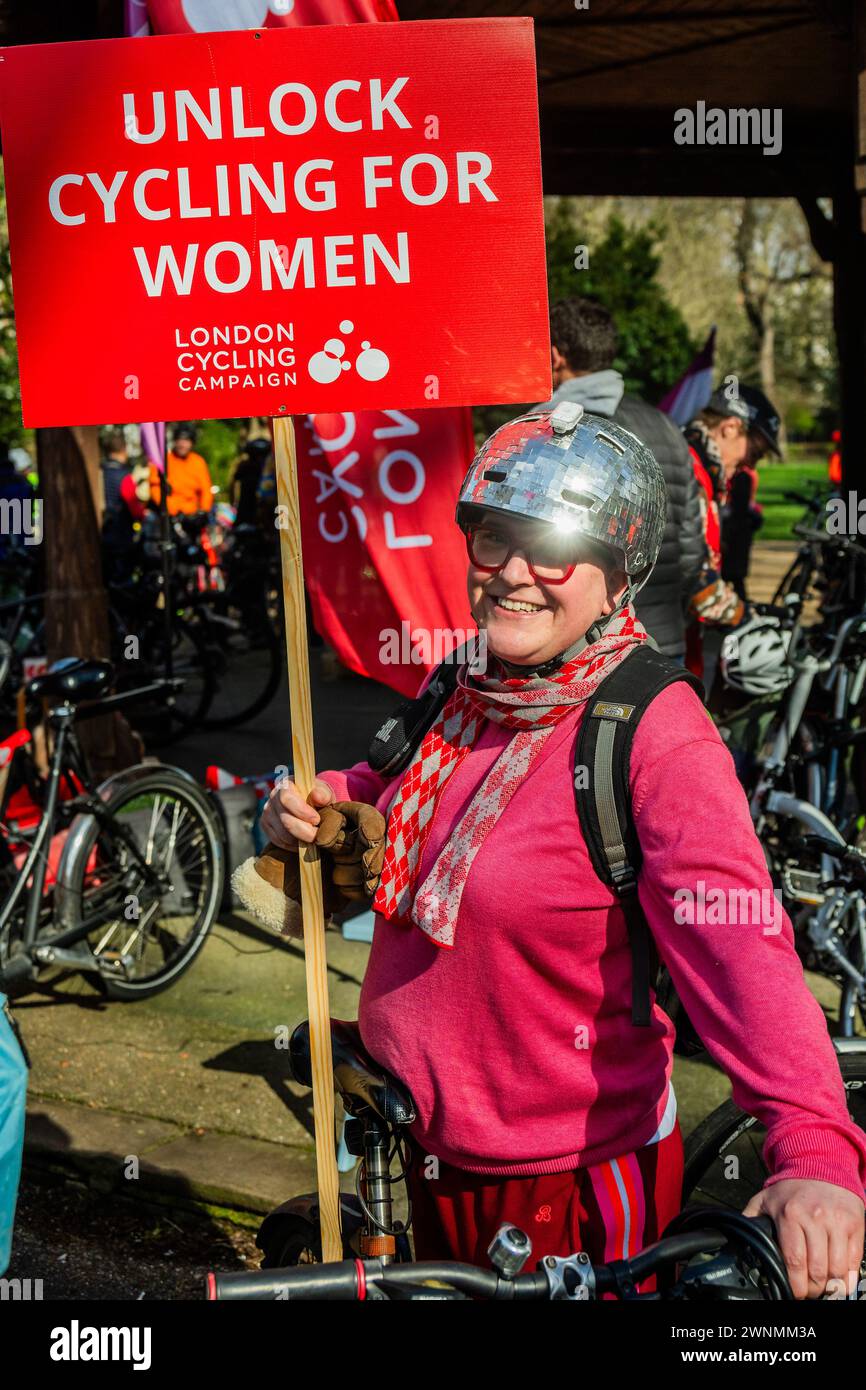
[
  {"xmin": 396, "ymin": 0, "xmax": 858, "ymax": 197},
  {"xmin": 0, "ymin": 2, "xmax": 857, "ymax": 198}
]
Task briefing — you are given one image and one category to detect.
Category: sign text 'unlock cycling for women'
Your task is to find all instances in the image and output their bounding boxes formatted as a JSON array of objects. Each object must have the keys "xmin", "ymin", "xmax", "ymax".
[{"xmin": 0, "ymin": 19, "xmax": 549, "ymax": 426}]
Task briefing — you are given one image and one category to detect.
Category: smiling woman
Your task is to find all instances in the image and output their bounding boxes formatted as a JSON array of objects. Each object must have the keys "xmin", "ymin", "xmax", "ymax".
[{"xmin": 253, "ymin": 400, "xmax": 866, "ymax": 1298}]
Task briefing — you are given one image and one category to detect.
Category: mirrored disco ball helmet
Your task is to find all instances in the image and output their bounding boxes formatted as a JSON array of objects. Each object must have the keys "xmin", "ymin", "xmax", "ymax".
[{"xmin": 455, "ymin": 402, "xmax": 667, "ymax": 606}]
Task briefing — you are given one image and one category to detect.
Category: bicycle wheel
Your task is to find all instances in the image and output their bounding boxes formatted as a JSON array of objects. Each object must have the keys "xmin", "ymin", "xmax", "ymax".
[
  {"xmin": 195, "ymin": 605, "xmax": 283, "ymax": 729},
  {"xmin": 683, "ymin": 1052, "xmax": 866, "ymax": 1210},
  {"xmin": 258, "ymin": 1214, "xmax": 323, "ymax": 1268},
  {"xmin": 58, "ymin": 770, "xmax": 224, "ymax": 999},
  {"xmin": 771, "ymin": 544, "xmax": 818, "ymax": 607},
  {"xmin": 116, "ymin": 613, "xmax": 215, "ymax": 743}
]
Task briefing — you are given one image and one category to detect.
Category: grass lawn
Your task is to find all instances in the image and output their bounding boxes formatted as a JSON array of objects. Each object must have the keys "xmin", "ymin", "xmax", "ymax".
[{"xmin": 755, "ymin": 447, "xmax": 830, "ymax": 542}]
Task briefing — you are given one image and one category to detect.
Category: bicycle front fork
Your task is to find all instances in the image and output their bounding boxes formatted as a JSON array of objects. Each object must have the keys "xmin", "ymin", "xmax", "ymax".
[{"xmin": 344, "ymin": 1113, "xmax": 407, "ymax": 1263}]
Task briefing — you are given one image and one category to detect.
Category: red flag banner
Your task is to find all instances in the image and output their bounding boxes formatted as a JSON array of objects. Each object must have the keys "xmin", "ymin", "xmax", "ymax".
[
  {"xmin": 147, "ymin": 0, "xmax": 398, "ymax": 30},
  {"xmin": 297, "ymin": 407, "xmax": 476, "ymax": 696},
  {"xmin": 0, "ymin": 20, "xmax": 549, "ymax": 428}
]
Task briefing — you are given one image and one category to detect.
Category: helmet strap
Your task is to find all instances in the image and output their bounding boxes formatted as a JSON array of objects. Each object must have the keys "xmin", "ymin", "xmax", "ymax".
[{"xmin": 496, "ymin": 631, "xmax": 589, "ymax": 680}]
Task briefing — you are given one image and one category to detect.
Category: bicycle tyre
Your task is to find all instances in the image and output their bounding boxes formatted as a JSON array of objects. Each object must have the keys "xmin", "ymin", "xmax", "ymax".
[
  {"xmin": 114, "ymin": 612, "xmax": 216, "ymax": 744},
  {"xmin": 258, "ymin": 1215, "xmax": 323, "ymax": 1268},
  {"xmin": 59, "ymin": 770, "xmax": 224, "ymax": 1000},
  {"xmin": 197, "ymin": 608, "xmax": 282, "ymax": 729},
  {"xmin": 683, "ymin": 1052, "xmax": 866, "ymax": 1207}
]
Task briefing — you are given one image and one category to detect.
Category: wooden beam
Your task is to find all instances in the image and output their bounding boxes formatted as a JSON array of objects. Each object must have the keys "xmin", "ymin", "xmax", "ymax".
[
  {"xmin": 539, "ymin": 109, "xmax": 848, "ymax": 198},
  {"xmin": 271, "ymin": 415, "xmax": 343, "ymax": 1265},
  {"xmin": 538, "ymin": 7, "xmax": 807, "ymax": 28},
  {"xmin": 540, "ymin": 15, "xmax": 814, "ymax": 91}
]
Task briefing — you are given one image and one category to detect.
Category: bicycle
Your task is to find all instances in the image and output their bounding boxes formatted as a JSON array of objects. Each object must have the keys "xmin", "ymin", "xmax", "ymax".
[
  {"xmin": 0, "ymin": 652, "xmax": 224, "ymax": 1001},
  {"xmin": 111, "ymin": 511, "xmax": 282, "ymax": 734},
  {"xmin": 684, "ymin": 1038, "xmax": 866, "ymax": 1214},
  {"xmin": 712, "ymin": 582, "xmax": 866, "ymax": 1024},
  {"xmin": 209, "ymin": 1017, "xmax": 865, "ymax": 1301},
  {"xmin": 770, "ymin": 487, "xmax": 851, "ymax": 609},
  {"xmin": 173, "ymin": 516, "xmax": 283, "ymax": 730},
  {"xmin": 211, "ymin": 1208, "xmax": 800, "ymax": 1301}
]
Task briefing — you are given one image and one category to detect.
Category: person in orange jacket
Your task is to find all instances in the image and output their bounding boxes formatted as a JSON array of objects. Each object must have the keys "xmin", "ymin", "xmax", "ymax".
[
  {"xmin": 149, "ymin": 426, "xmax": 214, "ymax": 515},
  {"xmin": 828, "ymin": 430, "xmax": 842, "ymax": 486}
]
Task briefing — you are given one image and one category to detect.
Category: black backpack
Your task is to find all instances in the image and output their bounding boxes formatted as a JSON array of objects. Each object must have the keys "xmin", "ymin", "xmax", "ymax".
[{"xmin": 368, "ymin": 643, "xmax": 704, "ymax": 1042}]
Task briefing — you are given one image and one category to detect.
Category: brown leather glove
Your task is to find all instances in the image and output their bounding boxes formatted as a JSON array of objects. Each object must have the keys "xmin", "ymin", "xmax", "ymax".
[
  {"xmin": 314, "ymin": 800, "xmax": 387, "ymax": 902},
  {"xmin": 231, "ymin": 801, "xmax": 386, "ymax": 938}
]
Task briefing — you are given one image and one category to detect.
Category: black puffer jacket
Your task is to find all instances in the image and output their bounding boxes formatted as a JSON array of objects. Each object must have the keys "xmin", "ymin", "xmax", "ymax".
[{"xmin": 613, "ymin": 395, "xmax": 707, "ymax": 656}]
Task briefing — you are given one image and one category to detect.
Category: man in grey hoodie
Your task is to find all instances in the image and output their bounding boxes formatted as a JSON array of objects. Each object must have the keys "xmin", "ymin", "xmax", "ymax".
[{"xmin": 537, "ymin": 298, "xmax": 707, "ymax": 661}]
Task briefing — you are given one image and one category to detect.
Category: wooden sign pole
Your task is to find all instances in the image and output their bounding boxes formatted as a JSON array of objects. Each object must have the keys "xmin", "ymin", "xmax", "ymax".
[{"xmin": 271, "ymin": 414, "xmax": 342, "ymax": 1265}]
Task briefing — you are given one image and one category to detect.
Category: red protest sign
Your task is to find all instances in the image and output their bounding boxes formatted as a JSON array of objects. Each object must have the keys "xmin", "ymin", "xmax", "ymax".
[{"xmin": 0, "ymin": 19, "xmax": 550, "ymax": 428}]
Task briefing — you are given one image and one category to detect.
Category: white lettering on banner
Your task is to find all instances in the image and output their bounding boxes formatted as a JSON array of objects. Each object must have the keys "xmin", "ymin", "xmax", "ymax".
[
  {"xmin": 122, "ymin": 81, "xmax": 412, "ymax": 145},
  {"xmin": 372, "ymin": 410, "xmax": 420, "ymax": 439},
  {"xmin": 45, "ymin": 77, "xmax": 497, "ymax": 301},
  {"xmin": 379, "ymin": 451, "xmax": 425, "ymax": 506},
  {"xmin": 304, "ymin": 412, "xmax": 433, "ymax": 550},
  {"xmin": 313, "ymin": 453, "xmax": 363, "ymax": 503},
  {"xmin": 49, "ymin": 160, "xmax": 491, "ymax": 226},
  {"xmin": 131, "ymin": 235, "xmax": 410, "ymax": 297},
  {"xmin": 383, "ymin": 512, "xmax": 433, "ymax": 548},
  {"xmin": 318, "ymin": 511, "xmax": 349, "ymax": 543},
  {"xmin": 313, "ymin": 414, "xmax": 355, "ymax": 453},
  {"xmin": 176, "ymin": 323, "xmax": 294, "ymax": 346},
  {"xmin": 352, "ymin": 504, "xmax": 368, "ymax": 541}
]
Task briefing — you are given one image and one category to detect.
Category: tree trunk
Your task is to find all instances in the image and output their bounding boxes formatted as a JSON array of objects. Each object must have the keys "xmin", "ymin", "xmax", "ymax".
[
  {"xmin": 757, "ymin": 316, "xmax": 785, "ymax": 449},
  {"xmin": 735, "ymin": 199, "xmax": 787, "ymax": 449},
  {"xmin": 35, "ymin": 426, "xmax": 139, "ymax": 775}
]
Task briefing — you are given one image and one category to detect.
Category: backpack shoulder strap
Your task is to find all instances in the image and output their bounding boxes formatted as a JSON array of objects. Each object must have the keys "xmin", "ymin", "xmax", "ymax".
[
  {"xmin": 367, "ymin": 641, "xmax": 471, "ymax": 777},
  {"xmin": 575, "ymin": 645, "xmax": 704, "ymax": 1026}
]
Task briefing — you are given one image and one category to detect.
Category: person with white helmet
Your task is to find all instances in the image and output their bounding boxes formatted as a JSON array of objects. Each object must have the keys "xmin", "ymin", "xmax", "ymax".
[{"xmin": 261, "ymin": 403, "xmax": 865, "ymax": 1298}]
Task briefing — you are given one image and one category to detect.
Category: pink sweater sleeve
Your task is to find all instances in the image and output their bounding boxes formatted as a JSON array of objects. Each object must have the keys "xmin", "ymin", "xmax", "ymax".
[
  {"xmin": 318, "ymin": 758, "xmax": 392, "ymax": 807},
  {"xmin": 632, "ymin": 685, "xmax": 866, "ymax": 1203}
]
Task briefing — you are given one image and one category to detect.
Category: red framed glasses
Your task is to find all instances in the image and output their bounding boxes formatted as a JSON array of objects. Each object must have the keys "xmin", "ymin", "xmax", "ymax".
[{"xmin": 465, "ymin": 523, "xmax": 579, "ymax": 585}]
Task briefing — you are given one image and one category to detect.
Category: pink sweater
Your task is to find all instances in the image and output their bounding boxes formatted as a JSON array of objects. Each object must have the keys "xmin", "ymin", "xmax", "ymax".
[{"xmin": 320, "ymin": 681, "xmax": 866, "ymax": 1197}]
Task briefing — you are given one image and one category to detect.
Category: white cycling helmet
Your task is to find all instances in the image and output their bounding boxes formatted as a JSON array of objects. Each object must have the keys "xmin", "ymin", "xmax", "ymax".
[{"xmin": 720, "ymin": 616, "xmax": 794, "ymax": 696}]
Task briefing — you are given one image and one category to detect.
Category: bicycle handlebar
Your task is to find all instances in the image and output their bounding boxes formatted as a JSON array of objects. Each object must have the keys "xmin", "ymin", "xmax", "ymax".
[
  {"xmin": 208, "ymin": 1259, "xmax": 534, "ymax": 1302},
  {"xmin": 751, "ymin": 601, "xmax": 800, "ymax": 622},
  {"xmin": 783, "ymin": 490, "xmax": 824, "ymax": 509},
  {"xmin": 793, "ymin": 524, "xmax": 866, "ymax": 554},
  {"xmin": 208, "ymin": 1212, "xmax": 790, "ymax": 1303}
]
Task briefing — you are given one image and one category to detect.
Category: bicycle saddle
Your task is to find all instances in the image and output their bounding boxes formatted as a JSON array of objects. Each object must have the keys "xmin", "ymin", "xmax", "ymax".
[
  {"xmin": 289, "ymin": 1018, "xmax": 417, "ymax": 1127},
  {"xmin": 28, "ymin": 658, "xmax": 114, "ymax": 703}
]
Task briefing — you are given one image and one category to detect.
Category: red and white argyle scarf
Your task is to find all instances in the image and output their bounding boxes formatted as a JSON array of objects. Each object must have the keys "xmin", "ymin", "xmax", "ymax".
[{"xmin": 371, "ymin": 607, "xmax": 648, "ymax": 947}]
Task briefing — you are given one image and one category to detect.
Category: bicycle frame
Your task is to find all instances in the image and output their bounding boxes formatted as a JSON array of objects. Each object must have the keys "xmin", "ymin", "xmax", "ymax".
[
  {"xmin": 258, "ymin": 1106, "xmax": 413, "ymax": 1266},
  {"xmin": 0, "ymin": 687, "xmax": 183, "ymax": 989},
  {"xmin": 749, "ymin": 606, "xmax": 866, "ymax": 845}
]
